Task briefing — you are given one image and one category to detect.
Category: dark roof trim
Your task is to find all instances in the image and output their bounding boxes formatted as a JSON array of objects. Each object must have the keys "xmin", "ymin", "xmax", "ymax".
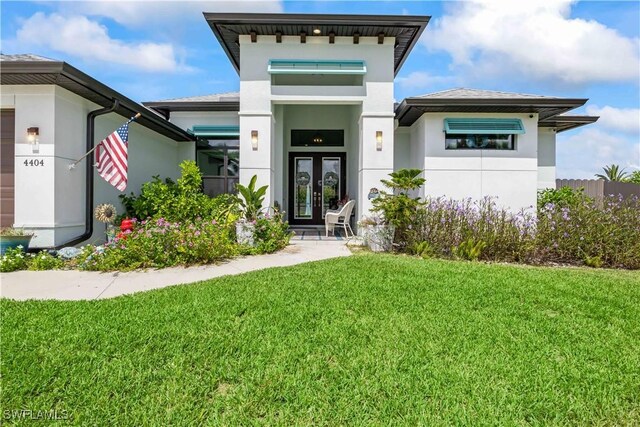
[
  {"xmin": 1, "ymin": 60, "xmax": 193, "ymax": 142},
  {"xmin": 143, "ymin": 101, "xmax": 240, "ymax": 115},
  {"xmin": 204, "ymin": 13, "xmax": 430, "ymax": 76},
  {"xmin": 538, "ymin": 115, "xmax": 599, "ymax": 133},
  {"xmin": 395, "ymin": 97, "xmax": 589, "ymax": 126}
]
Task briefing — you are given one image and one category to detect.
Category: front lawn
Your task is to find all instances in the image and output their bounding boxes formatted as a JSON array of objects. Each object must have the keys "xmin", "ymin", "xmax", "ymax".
[{"xmin": 2, "ymin": 255, "xmax": 639, "ymax": 425}]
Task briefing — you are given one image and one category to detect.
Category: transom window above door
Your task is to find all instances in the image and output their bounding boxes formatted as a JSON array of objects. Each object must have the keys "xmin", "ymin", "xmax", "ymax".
[{"xmin": 291, "ymin": 130, "xmax": 344, "ymax": 147}]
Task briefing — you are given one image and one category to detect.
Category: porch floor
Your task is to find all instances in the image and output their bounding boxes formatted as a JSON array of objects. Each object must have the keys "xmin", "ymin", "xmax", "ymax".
[{"xmin": 290, "ymin": 227, "xmax": 352, "ymax": 241}]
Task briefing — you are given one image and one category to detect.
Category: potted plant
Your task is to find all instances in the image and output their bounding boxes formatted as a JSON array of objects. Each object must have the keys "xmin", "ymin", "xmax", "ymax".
[
  {"xmin": 0, "ymin": 227, "xmax": 35, "ymax": 255},
  {"xmin": 235, "ymin": 175, "xmax": 268, "ymax": 246},
  {"xmin": 358, "ymin": 215, "xmax": 394, "ymax": 252},
  {"xmin": 371, "ymin": 168, "xmax": 426, "ymax": 252}
]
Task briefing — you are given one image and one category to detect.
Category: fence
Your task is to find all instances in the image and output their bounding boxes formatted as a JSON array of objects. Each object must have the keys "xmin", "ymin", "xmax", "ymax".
[{"xmin": 556, "ymin": 179, "xmax": 640, "ymax": 201}]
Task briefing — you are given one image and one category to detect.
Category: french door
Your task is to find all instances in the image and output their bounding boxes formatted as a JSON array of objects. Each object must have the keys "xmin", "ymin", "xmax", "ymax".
[{"xmin": 288, "ymin": 152, "xmax": 346, "ymax": 226}]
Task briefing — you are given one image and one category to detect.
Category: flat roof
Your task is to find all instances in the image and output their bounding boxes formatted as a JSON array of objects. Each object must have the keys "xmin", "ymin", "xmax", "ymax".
[
  {"xmin": 0, "ymin": 55, "xmax": 193, "ymax": 142},
  {"xmin": 204, "ymin": 13, "xmax": 430, "ymax": 76},
  {"xmin": 396, "ymin": 88, "xmax": 590, "ymax": 127}
]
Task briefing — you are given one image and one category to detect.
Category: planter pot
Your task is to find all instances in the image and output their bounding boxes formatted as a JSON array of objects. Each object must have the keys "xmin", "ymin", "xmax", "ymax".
[
  {"xmin": 367, "ymin": 225, "xmax": 395, "ymax": 253},
  {"xmin": 236, "ymin": 221, "xmax": 255, "ymax": 246},
  {"xmin": 0, "ymin": 235, "xmax": 33, "ymax": 255}
]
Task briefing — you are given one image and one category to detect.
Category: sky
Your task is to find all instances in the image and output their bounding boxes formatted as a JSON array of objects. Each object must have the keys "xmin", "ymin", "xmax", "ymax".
[{"xmin": 1, "ymin": 0, "xmax": 639, "ymax": 179}]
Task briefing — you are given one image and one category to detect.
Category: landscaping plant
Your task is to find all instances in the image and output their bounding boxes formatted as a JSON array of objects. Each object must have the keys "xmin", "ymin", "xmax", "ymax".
[
  {"xmin": 236, "ymin": 175, "xmax": 268, "ymax": 222},
  {"xmin": 371, "ymin": 168, "xmax": 425, "ymax": 248}
]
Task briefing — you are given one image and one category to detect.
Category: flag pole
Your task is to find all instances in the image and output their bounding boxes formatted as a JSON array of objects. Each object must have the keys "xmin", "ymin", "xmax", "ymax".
[{"xmin": 68, "ymin": 113, "xmax": 141, "ymax": 170}]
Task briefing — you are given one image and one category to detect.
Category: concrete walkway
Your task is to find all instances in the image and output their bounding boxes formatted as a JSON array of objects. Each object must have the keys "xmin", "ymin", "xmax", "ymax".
[{"xmin": 0, "ymin": 240, "xmax": 351, "ymax": 301}]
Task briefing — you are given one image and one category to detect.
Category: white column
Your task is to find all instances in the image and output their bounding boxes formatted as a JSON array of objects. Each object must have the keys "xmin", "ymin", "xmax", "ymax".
[
  {"xmin": 238, "ymin": 112, "xmax": 274, "ymax": 208},
  {"xmin": 358, "ymin": 113, "xmax": 395, "ymax": 221}
]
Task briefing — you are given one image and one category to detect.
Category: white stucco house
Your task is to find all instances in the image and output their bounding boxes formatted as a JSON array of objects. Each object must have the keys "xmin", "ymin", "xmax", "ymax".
[{"xmin": 0, "ymin": 13, "xmax": 598, "ymax": 248}]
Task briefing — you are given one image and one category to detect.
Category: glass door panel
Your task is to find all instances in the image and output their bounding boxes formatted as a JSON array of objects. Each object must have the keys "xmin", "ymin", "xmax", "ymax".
[
  {"xmin": 294, "ymin": 157, "xmax": 313, "ymax": 219},
  {"xmin": 321, "ymin": 157, "xmax": 341, "ymax": 218}
]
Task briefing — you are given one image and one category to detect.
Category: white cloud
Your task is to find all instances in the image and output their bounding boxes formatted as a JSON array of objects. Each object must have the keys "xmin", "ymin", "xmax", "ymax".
[
  {"xmin": 427, "ymin": 0, "xmax": 640, "ymax": 84},
  {"xmin": 557, "ymin": 128, "xmax": 640, "ymax": 178},
  {"xmin": 13, "ymin": 12, "xmax": 188, "ymax": 72},
  {"xmin": 57, "ymin": 0, "xmax": 283, "ymax": 28},
  {"xmin": 395, "ymin": 71, "xmax": 457, "ymax": 90},
  {"xmin": 585, "ymin": 105, "xmax": 640, "ymax": 134}
]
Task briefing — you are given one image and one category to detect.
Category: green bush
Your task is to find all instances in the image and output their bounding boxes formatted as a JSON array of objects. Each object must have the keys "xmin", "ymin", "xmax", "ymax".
[
  {"xmin": 406, "ymin": 197, "xmax": 536, "ymax": 263},
  {"xmin": 119, "ymin": 161, "xmax": 240, "ymax": 223},
  {"xmin": 1, "ymin": 247, "xmax": 65, "ymax": 272},
  {"xmin": 252, "ymin": 211, "xmax": 293, "ymax": 253},
  {"xmin": 537, "ymin": 187, "xmax": 591, "ymax": 210},
  {"xmin": 28, "ymin": 251, "xmax": 65, "ymax": 271},
  {"xmin": 536, "ymin": 195, "xmax": 640, "ymax": 269},
  {"xmin": 0, "ymin": 247, "xmax": 29, "ymax": 272},
  {"xmin": 372, "ymin": 168, "xmax": 425, "ymax": 249},
  {"xmin": 82, "ymin": 217, "xmax": 239, "ymax": 271},
  {"xmin": 403, "ymin": 195, "xmax": 639, "ymax": 269}
]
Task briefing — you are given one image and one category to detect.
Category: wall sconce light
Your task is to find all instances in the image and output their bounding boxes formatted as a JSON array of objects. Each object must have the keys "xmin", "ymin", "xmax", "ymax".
[
  {"xmin": 27, "ymin": 127, "xmax": 40, "ymax": 153},
  {"xmin": 312, "ymin": 133, "xmax": 323, "ymax": 144},
  {"xmin": 376, "ymin": 131, "xmax": 383, "ymax": 151},
  {"xmin": 251, "ymin": 130, "xmax": 258, "ymax": 150}
]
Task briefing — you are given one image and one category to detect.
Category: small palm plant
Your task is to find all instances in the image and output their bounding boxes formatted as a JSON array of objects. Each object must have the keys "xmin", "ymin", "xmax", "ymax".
[
  {"xmin": 236, "ymin": 175, "xmax": 268, "ymax": 222},
  {"xmin": 595, "ymin": 164, "xmax": 628, "ymax": 181}
]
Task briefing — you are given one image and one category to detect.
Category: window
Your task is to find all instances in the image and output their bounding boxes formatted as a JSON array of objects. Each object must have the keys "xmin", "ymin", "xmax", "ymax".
[
  {"xmin": 445, "ymin": 134, "xmax": 515, "ymax": 150},
  {"xmin": 291, "ymin": 130, "xmax": 344, "ymax": 147},
  {"xmin": 196, "ymin": 138, "xmax": 239, "ymax": 197},
  {"xmin": 443, "ymin": 118, "xmax": 523, "ymax": 150}
]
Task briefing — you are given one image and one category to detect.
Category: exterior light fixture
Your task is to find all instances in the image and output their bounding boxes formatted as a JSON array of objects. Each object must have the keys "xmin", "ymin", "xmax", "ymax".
[
  {"xmin": 313, "ymin": 28, "xmax": 321, "ymax": 35},
  {"xmin": 27, "ymin": 127, "xmax": 39, "ymax": 143},
  {"xmin": 27, "ymin": 127, "xmax": 40, "ymax": 153},
  {"xmin": 251, "ymin": 130, "xmax": 258, "ymax": 150},
  {"xmin": 312, "ymin": 133, "xmax": 323, "ymax": 144},
  {"xmin": 376, "ymin": 131, "xmax": 383, "ymax": 151}
]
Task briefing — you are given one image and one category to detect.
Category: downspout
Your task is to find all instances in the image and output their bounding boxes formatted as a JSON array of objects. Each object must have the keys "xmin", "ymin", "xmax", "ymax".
[{"xmin": 55, "ymin": 100, "xmax": 119, "ymax": 249}]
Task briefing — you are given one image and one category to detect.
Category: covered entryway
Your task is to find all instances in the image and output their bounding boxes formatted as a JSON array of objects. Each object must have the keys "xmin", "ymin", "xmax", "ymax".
[
  {"xmin": 288, "ymin": 152, "xmax": 346, "ymax": 226},
  {"xmin": 0, "ymin": 109, "xmax": 15, "ymax": 228}
]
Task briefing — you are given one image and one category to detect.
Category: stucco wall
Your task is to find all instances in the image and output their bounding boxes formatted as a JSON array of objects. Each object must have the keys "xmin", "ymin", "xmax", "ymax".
[
  {"xmin": 238, "ymin": 35, "xmax": 396, "ymax": 212},
  {"xmin": 537, "ymin": 128, "xmax": 556, "ymax": 189},
  {"xmin": 1, "ymin": 84, "xmax": 191, "ymax": 248},
  {"xmin": 169, "ymin": 111, "xmax": 239, "ymax": 131},
  {"xmin": 410, "ymin": 112, "xmax": 539, "ymax": 212}
]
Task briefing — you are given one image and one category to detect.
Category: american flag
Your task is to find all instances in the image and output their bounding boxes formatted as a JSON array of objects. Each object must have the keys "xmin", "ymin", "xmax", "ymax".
[{"xmin": 96, "ymin": 121, "xmax": 130, "ymax": 192}]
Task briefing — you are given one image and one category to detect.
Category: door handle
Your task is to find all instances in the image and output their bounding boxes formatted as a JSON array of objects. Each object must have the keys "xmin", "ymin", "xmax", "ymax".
[{"xmin": 313, "ymin": 192, "xmax": 321, "ymax": 207}]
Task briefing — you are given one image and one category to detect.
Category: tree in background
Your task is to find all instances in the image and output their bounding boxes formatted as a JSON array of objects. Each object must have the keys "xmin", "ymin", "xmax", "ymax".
[
  {"xmin": 594, "ymin": 164, "xmax": 629, "ymax": 181},
  {"xmin": 625, "ymin": 170, "xmax": 640, "ymax": 184}
]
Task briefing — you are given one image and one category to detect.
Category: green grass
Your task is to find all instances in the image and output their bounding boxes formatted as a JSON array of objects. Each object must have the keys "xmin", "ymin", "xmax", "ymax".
[{"xmin": 2, "ymin": 254, "xmax": 639, "ymax": 425}]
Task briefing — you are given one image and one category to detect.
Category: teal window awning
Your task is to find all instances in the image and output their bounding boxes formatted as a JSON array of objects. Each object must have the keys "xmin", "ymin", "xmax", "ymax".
[
  {"xmin": 189, "ymin": 125, "xmax": 239, "ymax": 138},
  {"xmin": 268, "ymin": 59, "xmax": 367, "ymax": 75},
  {"xmin": 443, "ymin": 118, "xmax": 525, "ymax": 134}
]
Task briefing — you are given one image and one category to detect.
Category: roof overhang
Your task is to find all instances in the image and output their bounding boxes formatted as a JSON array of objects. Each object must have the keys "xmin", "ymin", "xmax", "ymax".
[
  {"xmin": 538, "ymin": 115, "xmax": 599, "ymax": 133},
  {"xmin": 203, "ymin": 13, "xmax": 430, "ymax": 76},
  {"xmin": 143, "ymin": 100, "xmax": 240, "ymax": 116},
  {"xmin": 0, "ymin": 61, "xmax": 193, "ymax": 142},
  {"xmin": 395, "ymin": 97, "xmax": 589, "ymax": 127}
]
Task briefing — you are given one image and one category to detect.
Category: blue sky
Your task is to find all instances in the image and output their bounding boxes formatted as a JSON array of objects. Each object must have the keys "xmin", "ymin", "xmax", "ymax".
[{"xmin": 2, "ymin": 0, "xmax": 639, "ymax": 178}]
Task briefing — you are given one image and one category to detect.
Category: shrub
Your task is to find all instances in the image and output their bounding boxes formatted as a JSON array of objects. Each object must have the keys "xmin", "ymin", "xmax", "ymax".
[
  {"xmin": 236, "ymin": 175, "xmax": 268, "ymax": 222},
  {"xmin": 406, "ymin": 197, "xmax": 536, "ymax": 263},
  {"xmin": 536, "ymin": 195, "xmax": 640, "ymax": 269},
  {"xmin": 119, "ymin": 161, "xmax": 240, "ymax": 223},
  {"xmin": 371, "ymin": 168, "xmax": 425, "ymax": 248},
  {"xmin": 82, "ymin": 217, "xmax": 239, "ymax": 271},
  {"xmin": 453, "ymin": 238, "xmax": 487, "ymax": 261},
  {"xmin": 0, "ymin": 247, "xmax": 28, "ymax": 272},
  {"xmin": 28, "ymin": 251, "xmax": 65, "ymax": 271},
  {"xmin": 252, "ymin": 211, "xmax": 293, "ymax": 253},
  {"xmin": 537, "ymin": 187, "xmax": 591, "ymax": 210}
]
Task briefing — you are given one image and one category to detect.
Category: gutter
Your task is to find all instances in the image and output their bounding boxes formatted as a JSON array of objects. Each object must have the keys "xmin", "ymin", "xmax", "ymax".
[{"xmin": 54, "ymin": 100, "xmax": 120, "ymax": 249}]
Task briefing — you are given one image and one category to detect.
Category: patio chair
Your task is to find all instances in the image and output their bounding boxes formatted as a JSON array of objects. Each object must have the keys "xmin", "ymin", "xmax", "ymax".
[{"xmin": 325, "ymin": 200, "xmax": 355, "ymax": 238}]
